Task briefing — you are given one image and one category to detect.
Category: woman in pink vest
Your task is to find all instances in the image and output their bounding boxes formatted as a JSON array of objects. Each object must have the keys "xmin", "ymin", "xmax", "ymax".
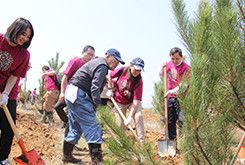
[
  {"xmin": 0, "ymin": 17, "xmax": 34, "ymax": 164},
  {"xmin": 108, "ymin": 57, "xmax": 145, "ymax": 144}
]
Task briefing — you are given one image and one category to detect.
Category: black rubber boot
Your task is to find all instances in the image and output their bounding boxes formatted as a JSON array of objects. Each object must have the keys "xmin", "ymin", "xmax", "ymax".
[
  {"xmin": 61, "ymin": 122, "xmax": 67, "ymax": 128},
  {"xmin": 37, "ymin": 110, "xmax": 48, "ymax": 124},
  {"xmin": 64, "ymin": 122, "xmax": 70, "ymax": 138},
  {"xmin": 47, "ymin": 111, "xmax": 54, "ymax": 124},
  {"xmin": 62, "ymin": 141, "xmax": 82, "ymax": 163},
  {"xmin": 88, "ymin": 143, "xmax": 103, "ymax": 165}
]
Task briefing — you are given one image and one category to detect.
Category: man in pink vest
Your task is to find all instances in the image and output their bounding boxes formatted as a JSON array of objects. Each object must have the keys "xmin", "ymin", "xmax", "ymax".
[{"xmin": 160, "ymin": 47, "xmax": 190, "ymax": 141}]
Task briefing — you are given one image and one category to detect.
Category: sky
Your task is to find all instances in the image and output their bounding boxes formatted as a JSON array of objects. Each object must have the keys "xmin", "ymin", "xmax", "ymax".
[{"xmin": 0, "ymin": 0, "xmax": 198, "ymax": 108}]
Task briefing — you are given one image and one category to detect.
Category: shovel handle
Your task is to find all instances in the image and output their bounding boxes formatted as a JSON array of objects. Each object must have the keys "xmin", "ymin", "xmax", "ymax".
[
  {"xmin": 230, "ymin": 132, "xmax": 245, "ymax": 165},
  {"xmin": 110, "ymin": 97, "xmax": 139, "ymax": 141},
  {"xmin": 164, "ymin": 66, "xmax": 169, "ymax": 141},
  {"xmin": 164, "ymin": 67, "xmax": 168, "ymax": 128},
  {"xmin": 41, "ymin": 76, "xmax": 45, "ymax": 110},
  {"xmin": 0, "ymin": 93, "xmax": 29, "ymax": 158}
]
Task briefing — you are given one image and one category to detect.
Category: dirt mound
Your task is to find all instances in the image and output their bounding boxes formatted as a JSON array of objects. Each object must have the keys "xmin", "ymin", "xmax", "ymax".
[
  {"xmin": 9, "ymin": 108, "xmax": 62, "ymax": 164},
  {"xmin": 8, "ymin": 106, "xmax": 183, "ymax": 164}
]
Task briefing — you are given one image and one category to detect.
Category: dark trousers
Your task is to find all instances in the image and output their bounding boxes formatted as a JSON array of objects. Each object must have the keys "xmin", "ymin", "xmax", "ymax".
[
  {"xmin": 0, "ymin": 100, "xmax": 17, "ymax": 160},
  {"xmin": 101, "ymin": 98, "xmax": 109, "ymax": 106},
  {"xmin": 54, "ymin": 100, "xmax": 68, "ymax": 123},
  {"xmin": 167, "ymin": 97, "xmax": 181, "ymax": 140},
  {"xmin": 31, "ymin": 96, "xmax": 36, "ymax": 105}
]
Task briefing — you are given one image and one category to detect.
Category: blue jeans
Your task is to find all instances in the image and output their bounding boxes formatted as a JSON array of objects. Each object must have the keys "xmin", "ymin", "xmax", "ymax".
[{"xmin": 65, "ymin": 86, "xmax": 102, "ymax": 144}]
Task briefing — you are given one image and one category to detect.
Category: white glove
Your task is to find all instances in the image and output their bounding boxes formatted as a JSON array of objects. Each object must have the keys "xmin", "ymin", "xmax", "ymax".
[
  {"xmin": 124, "ymin": 117, "xmax": 132, "ymax": 126},
  {"xmin": 106, "ymin": 90, "xmax": 113, "ymax": 98},
  {"xmin": 169, "ymin": 83, "xmax": 184, "ymax": 95},
  {"xmin": 168, "ymin": 83, "xmax": 188, "ymax": 95},
  {"xmin": 0, "ymin": 93, "xmax": 9, "ymax": 106},
  {"xmin": 168, "ymin": 86, "xmax": 180, "ymax": 95}
]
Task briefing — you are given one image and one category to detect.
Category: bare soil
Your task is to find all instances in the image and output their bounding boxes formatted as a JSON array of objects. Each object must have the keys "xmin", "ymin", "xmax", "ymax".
[{"xmin": 7, "ymin": 103, "xmax": 242, "ymax": 165}]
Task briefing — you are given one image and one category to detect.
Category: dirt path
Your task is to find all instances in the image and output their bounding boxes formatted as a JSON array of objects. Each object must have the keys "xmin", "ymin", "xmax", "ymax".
[{"xmin": 8, "ymin": 104, "xmax": 183, "ymax": 164}]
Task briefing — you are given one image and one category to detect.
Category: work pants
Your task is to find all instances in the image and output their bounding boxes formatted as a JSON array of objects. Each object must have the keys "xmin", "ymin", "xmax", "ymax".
[
  {"xmin": 65, "ymin": 86, "xmax": 101, "ymax": 145},
  {"xmin": 167, "ymin": 97, "xmax": 183, "ymax": 140},
  {"xmin": 54, "ymin": 100, "xmax": 68, "ymax": 123},
  {"xmin": 0, "ymin": 100, "xmax": 16, "ymax": 160},
  {"xmin": 113, "ymin": 101, "xmax": 145, "ymax": 143},
  {"xmin": 44, "ymin": 89, "xmax": 59, "ymax": 112}
]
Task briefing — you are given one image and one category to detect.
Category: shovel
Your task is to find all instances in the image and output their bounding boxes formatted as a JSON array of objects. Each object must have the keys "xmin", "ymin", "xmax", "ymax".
[
  {"xmin": 158, "ymin": 66, "xmax": 176, "ymax": 157},
  {"xmin": 18, "ymin": 85, "xmax": 25, "ymax": 104},
  {"xmin": 40, "ymin": 76, "xmax": 45, "ymax": 114},
  {"xmin": 110, "ymin": 97, "xmax": 139, "ymax": 142},
  {"xmin": 0, "ymin": 93, "xmax": 45, "ymax": 165},
  {"xmin": 230, "ymin": 132, "xmax": 245, "ymax": 165},
  {"xmin": 37, "ymin": 77, "xmax": 45, "ymax": 114}
]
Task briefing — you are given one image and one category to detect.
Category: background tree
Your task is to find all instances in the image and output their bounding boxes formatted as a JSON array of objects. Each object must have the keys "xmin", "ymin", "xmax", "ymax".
[
  {"xmin": 48, "ymin": 52, "xmax": 65, "ymax": 73},
  {"xmin": 152, "ymin": 77, "xmax": 165, "ymax": 121}
]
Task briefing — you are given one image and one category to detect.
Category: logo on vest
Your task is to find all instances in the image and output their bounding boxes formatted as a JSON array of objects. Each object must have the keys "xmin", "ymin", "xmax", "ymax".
[{"xmin": 0, "ymin": 50, "xmax": 13, "ymax": 71}]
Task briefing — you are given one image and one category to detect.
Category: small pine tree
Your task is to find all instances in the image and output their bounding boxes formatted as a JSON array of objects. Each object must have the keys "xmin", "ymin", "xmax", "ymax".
[
  {"xmin": 96, "ymin": 106, "xmax": 161, "ymax": 165},
  {"xmin": 152, "ymin": 77, "xmax": 165, "ymax": 120},
  {"xmin": 169, "ymin": 0, "xmax": 244, "ymax": 164}
]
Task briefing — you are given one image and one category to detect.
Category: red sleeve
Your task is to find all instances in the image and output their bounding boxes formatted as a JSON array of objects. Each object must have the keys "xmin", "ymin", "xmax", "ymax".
[{"xmin": 110, "ymin": 67, "xmax": 123, "ymax": 79}]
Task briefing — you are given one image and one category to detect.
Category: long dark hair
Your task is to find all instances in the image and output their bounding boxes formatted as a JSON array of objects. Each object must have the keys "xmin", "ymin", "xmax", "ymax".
[
  {"xmin": 124, "ymin": 66, "xmax": 141, "ymax": 82},
  {"xmin": 4, "ymin": 17, "xmax": 34, "ymax": 49}
]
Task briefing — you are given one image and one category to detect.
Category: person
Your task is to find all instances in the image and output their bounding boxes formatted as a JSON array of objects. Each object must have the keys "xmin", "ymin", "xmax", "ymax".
[
  {"xmin": 0, "ymin": 17, "xmax": 34, "ymax": 165},
  {"xmin": 63, "ymin": 48, "xmax": 125, "ymax": 164},
  {"xmin": 38, "ymin": 65, "xmax": 59, "ymax": 124},
  {"xmin": 17, "ymin": 62, "xmax": 32, "ymax": 108},
  {"xmin": 26, "ymin": 90, "xmax": 32, "ymax": 104},
  {"xmin": 31, "ymin": 88, "xmax": 37, "ymax": 105},
  {"xmin": 100, "ymin": 79, "xmax": 111, "ymax": 106},
  {"xmin": 17, "ymin": 79, "xmax": 25, "ymax": 106},
  {"xmin": 159, "ymin": 47, "xmax": 190, "ymax": 142},
  {"xmin": 54, "ymin": 45, "xmax": 95, "ymax": 133},
  {"xmin": 108, "ymin": 57, "xmax": 146, "ymax": 144}
]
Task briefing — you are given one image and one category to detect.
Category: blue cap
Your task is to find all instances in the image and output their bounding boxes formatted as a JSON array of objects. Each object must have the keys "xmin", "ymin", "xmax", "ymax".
[
  {"xmin": 130, "ymin": 57, "xmax": 145, "ymax": 71},
  {"xmin": 106, "ymin": 48, "xmax": 125, "ymax": 64}
]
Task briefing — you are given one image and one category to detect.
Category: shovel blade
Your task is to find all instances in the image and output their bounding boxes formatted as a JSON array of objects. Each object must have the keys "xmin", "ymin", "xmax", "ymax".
[
  {"xmin": 158, "ymin": 140, "xmax": 176, "ymax": 157},
  {"xmin": 158, "ymin": 140, "xmax": 168, "ymax": 156},
  {"xmin": 14, "ymin": 149, "xmax": 45, "ymax": 165}
]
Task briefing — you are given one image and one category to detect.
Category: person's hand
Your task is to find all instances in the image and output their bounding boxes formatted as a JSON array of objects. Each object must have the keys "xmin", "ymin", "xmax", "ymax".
[
  {"xmin": 159, "ymin": 62, "xmax": 168, "ymax": 77},
  {"xmin": 59, "ymin": 93, "xmax": 65, "ymax": 102},
  {"xmin": 164, "ymin": 86, "xmax": 180, "ymax": 98},
  {"xmin": 0, "ymin": 93, "xmax": 9, "ymax": 106},
  {"xmin": 106, "ymin": 90, "xmax": 113, "ymax": 98},
  {"xmin": 124, "ymin": 116, "xmax": 132, "ymax": 126},
  {"xmin": 162, "ymin": 61, "xmax": 167, "ymax": 68},
  {"xmin": 164, "ymin": 91, "xmax": 170, "ymax": 99},
  {"xmin": 42, "ymin": 74, "xmax": 46, "ymax": 79}
]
